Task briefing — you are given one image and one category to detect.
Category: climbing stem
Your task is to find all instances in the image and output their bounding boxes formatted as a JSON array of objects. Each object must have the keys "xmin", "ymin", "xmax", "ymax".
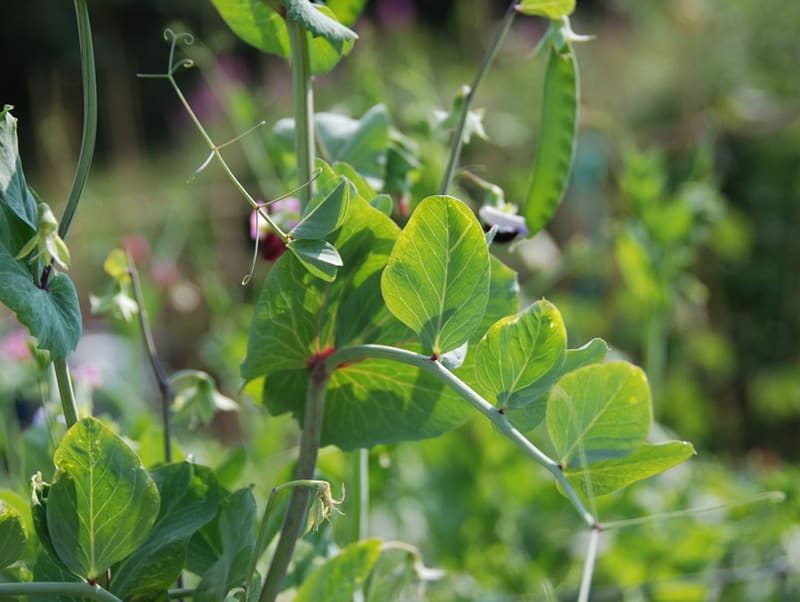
[
  {"xmin": 54, "ymin": 359, "xmax": 79, "ymax": 428},
  {"xmin": 326, "ymin": 344, "xmax": 597, "ymax": 529},
  {"xmin": 577, "ymin": 527, "xmax": 601, "ymax": 602},
  {"xmin": 0, "ymin": 582, "xmax": 122, "ymax": 602},
  {"xmin": 439, "ymin": 0, "xmax": 518, "ymax": 195},
  {"xmin": 287, "ymin": 18, "xmax": 315, "ymax": 209},
  {"xmin": 59, "ymin": 0, "xmax": 97, "ymax": 240},
  {"xmin": 259, "ymin": 362, "xmax": 330, "ymax": 602}
]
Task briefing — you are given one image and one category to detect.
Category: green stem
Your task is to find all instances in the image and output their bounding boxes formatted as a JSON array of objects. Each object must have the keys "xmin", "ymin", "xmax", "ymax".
[
  {"xmin": 350, "ymin": 448, "xmax": 369, "ymax": 542},
  {"xmin": 439, "ymin": 0, "xmax": 518, "ymax": 195},
  {"xmin": 54, "ymin": 358, "xmax": 79, "ymax": 428},
  {"xmin": 287, "ymin": 17, "xmax": 315, "ymax": 209},
  {"xmin": 260, "ymin": 363, "xmax": 330, "ymax": 602},
  {"xmin": 0, "ymin": 582, "xmax": 122, "ymax": 602},
  {"xmin": 577, "ymin": 527, "xmax": 600, "ymax": 602},
  {"xmin": 168, "ymin": 588, "xmax": 195, "ymax": 599},
  {"xmin": 326, "ymin": 345, "xmax": 597, "ymax": 529},
  {"xmin": 59, "ymin": 0, "xmax": 97, "ymax": 240}
]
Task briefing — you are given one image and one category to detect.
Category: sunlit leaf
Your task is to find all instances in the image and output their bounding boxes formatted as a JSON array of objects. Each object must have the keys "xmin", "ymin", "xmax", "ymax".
[
  {"xmin": 0, "ymin": 503, "xmax": 26, "ymax": 570},
  {"xmin": 47, "ymin": 417, "xmax": 160, "ymax": 580},
  {"xmin": 295, "ymin": 539, "xmax": 381, "ymax": 602},
  {"xmin": 291, "ymin": 178, "xmax": 351, "ymax": 240},
  {"xmin": 516, "ymin": 0, "xmax": 576, "ymax": 19},
  {"xmin": 547, "ymin": 362, "xmax": 651, "ymax": 468},
  {"xmin": 381, "ymin": 195, "xmax": 490, "ymax": 356},
  {"xmin": 282, "ymin": 0, "xmax": 358, "ymax": 47},
  {"xmin": 287, "ymin": 238, "xmax": 343, "ymax": 282}
]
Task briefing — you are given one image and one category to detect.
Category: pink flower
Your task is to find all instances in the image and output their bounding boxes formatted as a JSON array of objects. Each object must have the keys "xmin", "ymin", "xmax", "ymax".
[{"xmin": 0, "ymin": 330, "xmax": 31, "ymax": 362}]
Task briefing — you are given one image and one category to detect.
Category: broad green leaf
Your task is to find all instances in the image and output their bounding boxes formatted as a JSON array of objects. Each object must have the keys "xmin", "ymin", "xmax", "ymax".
[
  {"xmin": 332, "ymin": 161, "xmax": 376, "ymax": 200},
  {"xmin": 369, "ymin": 194, "xmax": 393, "ymax": 216},
  {"xmin": 564, "ymin": 441, "xmax": 696, "ymax": 497},
  {"xmin": 32, "ymin": 551, "xmax": 82, "ymax": 602},
  {"xmin": 474, "ymin": 300, "xmax": 566, "ymax": 410},
  {"xmin": 516, "ymin": 0, "xmax": 576, "ymax": 18},
  {"xmin": 287, "ymin": 238, "xmax": 343, "ymax": 282},
  {"xmin": 263, "ymin": 360, "xmax": 470, "ymax": 450},
  {"xmin": 111, "ymin": 463, "xmax": 222, "ymax": 602},
  {"xmin": 296, "ymin": 539, "xmax": 381, "ymax": 602},
  {"xmin": 381, "ymin": 195, "xmax": 490, "ymax": 356},
  {"xmin": 0, "ymin": 106, "xmax": 38, "ymax": 230},
  {"xmin": 547, "ymin": 362, "xmax": 651, "ymax": 468},
  {"xmin": 282, "ymin": 0, "xmax": 358, "ymax": 47},
  {"xmin": 47, "ymin": 417, "xmax": 160, "ymax": 580},
  {"xmin": 0, "ymin": 503, "xmax": 26, "ymax": 570},
  {"xmin": 0, "ymin": 244, "xmax": 81, "ymax": 359},
  {"xmin": 478, "ymin": 257, "xmax": 519, "ymax": 341},
  {"xmin": 210, "ymin": 1, "xmax": 353, "ymax": 74},
  {"xmin": 194, "ymin": 487, "xmax": 256, "ymax": 602},
  {"xmin": 563, "ymin": 337, "xmax": 609, "ymax": 372},
  {"xmin": 291, "ymin": 178, "xmax": 351, "ymax": 240},
  {"xmin": 326, "ymin": 0, "xmax": 368, "ymax": 26},
  {"xmin": 242, "ymin": 198, "xmax": 405, "ymax": 380}
]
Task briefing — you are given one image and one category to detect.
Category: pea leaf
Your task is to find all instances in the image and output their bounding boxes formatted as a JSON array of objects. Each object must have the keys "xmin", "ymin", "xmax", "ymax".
[
  {"xmin": 46, "ymin": 417, "xmax": 160, "ymax": 580},
  {"xmin": 281, "ymin": 0, "xmax": 358, "ymax": 47},
  {"xmin": 381, "ymin": 195, "xmax": 490, "ymax": 356},
  {"xmin": 546, "ymin": 362, "xmax": 651, "ymax": 468},
  {"xmin": 325, "ymin": 0, "xmax": 368, "ymax": 27},
  {"xmin": 564, "ymin": 441, "xmax": 696, "ymax": 497},
  {"xmin": 474, "ymin": 299, "xmax": 566, "ymax": 410},
  {"xmin": 516, "ymin": 0, "xmax": 576, "ymax": 19},
  {"xmin": 287, "ymin": 238, "xmax": 343, "ymax": 282},
  {"xmin": 291, "ymin": 178, "xmax": 351, "ymax": 240},
  {"xmin": 111, "ymin": 463, "xmax": 222, "ymax": 602},
  {"xmin": 0, "ymin": 245, "xmax": 81, "ymax": 359},
  {"xmin": 295, "ymin": 539, "xmax": 381, "ymax": 602},
  {"xmin": 0, "ymin": 106, "xmax": 38, "ymax": 231},
  {"xmin": 263, "ymin": 360, "xmax": 470, "ymax": 450},
  {"xmin": 194, "ymin": 487, "xmax": 256, "ymax": 602},
  {"xmin": 0, "ymin": 503, "xmax": 26, "ymax": 570}
]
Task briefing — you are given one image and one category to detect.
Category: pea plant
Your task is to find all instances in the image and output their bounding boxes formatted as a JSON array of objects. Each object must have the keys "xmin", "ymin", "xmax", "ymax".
[{"xmin": 0, "ymin": 1, "xmax": 705, "ymax": 600}]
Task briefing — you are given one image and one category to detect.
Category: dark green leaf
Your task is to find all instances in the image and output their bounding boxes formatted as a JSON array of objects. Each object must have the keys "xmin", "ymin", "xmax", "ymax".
[
  {"xmin": 281, "ymin": 0, "xmax": 358, "ymax": 47},
  {"xmin": 0, "ymin": 245, "xmax": 81, "ymax": 360},
  {"xmin": 0, "ymin": 504, "xmax": 26, "ymax": 570},
  {"xmin": 564, "ymin": 441, "xmax": 696, "ymax": 497},
  {"xmin": 47, "ymin": 417, "xmax": 160, "ymax": 580},
  {"xmin": 287, "ymin": 238, "xmax": 342, "ymax": 282},
  {"xmin": 295, "ymin": 539, "xmax": 381, "ymax": 602},
  {"xmin": 291, "ymin": 178, "xmax": 351, "ymax": 240},
  {"xmin": 111, "ymin": 463, "xmax": 222, "ymax": 602},
  {"xmin": 381, "ymin": 195, "xmax": 490, "ymax": 355},
  {"xmin": 547, "ymin": 362, "xmax": 651, "ymax": 469},
  {"xmin": 0, "ymin": 107, "xmax": 37, "ymax": 231},
  {"xmin": 194, "ymin": 487, "xmax": 256, "ymax": 602}
]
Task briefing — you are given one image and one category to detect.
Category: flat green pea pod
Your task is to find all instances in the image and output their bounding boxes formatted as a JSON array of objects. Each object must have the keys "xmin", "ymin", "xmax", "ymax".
[{"xmin": 523, "ymin": 22, "xmax": 581, "ymax": 237}]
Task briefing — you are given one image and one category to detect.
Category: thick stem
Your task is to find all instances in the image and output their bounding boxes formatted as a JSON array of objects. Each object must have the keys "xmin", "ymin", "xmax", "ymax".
[
  {"xmin": 287, "ymin": 18, "xmax": 315, "ymax": 209},
  {"xmin": 60, "ymin": 0, "xmax": 97, "ymax": 240},
  {"xmin": 54, "ymin": 359, "xmax": 79, "ymax": 428},
  {"xmin": 259, "ymin": 363, "xmax": 329, "ymax": 602},
  {"xmin": 0, "ymin": 582, "xmax": 122, "ymax": 602},
  {"xmin": 577, "ymin": 527, "xmax": 600, "ymax": 602},
  {"xmin": 326, "ymin": 345, "xmax": 597, "ymax": 529},
  {"xmin": 128, "ymin": 256, "xmax": 172, "ymax": 463},
  {"xmin": 439, "ymin": 0, "xmax": 518, "ymax": 195}
]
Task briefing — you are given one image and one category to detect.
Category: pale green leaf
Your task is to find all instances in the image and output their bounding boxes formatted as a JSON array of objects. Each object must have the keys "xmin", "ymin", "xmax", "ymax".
[
  {"xmin": 547, "ymin": 362, "xmax": 652, "ymax": 468},
  {"xmin": 210, "ymin": 0, "xmax": 290, "ymax": 58},
  {"xmin": 516, "ymin": 0, "xmax": 576, "ymax": 18},
  {"xmin": 326, "ymin": 0, "xmax": 368, "ymax": 26},
  {"xmin": 291, "ymin": 178, "xmax": 351, "ymax": 240},
  {"xmin": 474, "ymin": 299, "xmax": 566, "ymax": 410},
  {"xmin": 0, "ymin": 244, "xmax": 81, "ymax": 359},
  {"xmin": 296, "ymin": 539, "xmax": 381, "ymax": 602},
  {"xmin": 288, "ymin": 238, "xmax": 343, "ymax": 282},
  {"xmin": 565, "ymin": 441, "xmax": 696, "ymax": 497},
  {"xmin": 47, "ymin": 417, "xmax": 160, "ymax": 580},
  {"xmin": 381, "ymin": 195, "xmax": 490, "ymax": 355},
  {"xmin": 0, "ymin": 503, "xmax": 26, "ymax": 570},
  {"xmin": 282, "ymin": 0, "xmax": 358, "ymax": 47}
]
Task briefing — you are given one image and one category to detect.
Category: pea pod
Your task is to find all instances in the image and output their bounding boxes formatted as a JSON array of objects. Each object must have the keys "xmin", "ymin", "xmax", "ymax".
[{"xmin": 523, "ymin": 37, "xmax": 579, "ymax": 237}]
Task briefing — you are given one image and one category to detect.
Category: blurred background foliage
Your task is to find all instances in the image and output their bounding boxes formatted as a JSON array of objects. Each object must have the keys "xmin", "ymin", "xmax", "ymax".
[{"xmin": 1, "ymin": 0, "xmax": 799, "ymax": 599}]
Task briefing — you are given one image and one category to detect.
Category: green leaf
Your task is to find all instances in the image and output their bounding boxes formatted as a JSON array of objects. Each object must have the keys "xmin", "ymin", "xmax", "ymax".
[
  {"xmin": 0, "ymin": 503, "xmax": 26, "ymax": 570},
  {"xmin": 210, "ymin": 0, "xmax": 290, "ymax": 58},
  {"xmin": 563, "ymin": 337, "xmax": 609, "ymax": 372},
  {"xmin": 516, "ymin": 0, "xmax": 576, "ymax": 18},
  {"xmin": 564, "ymin": 441, "xmax": 696, "ymax": 497},
  {"xmin": 291, "ymin": 178, "xmax": 351, "ymax": 240},
  {"xmin": 474, "ymin": 300, "xmax": 566, "ymax": 410},
  {"xmin": 287, "ymin": 238, "xmax": 342, "ymax": 282},
  {"xmin": 46, "ymin": 417, "xmax": 160, "ymax": 580},
  {"xmin": 0, "ymin": 106, "xmax": 38, "ymax": 231},
  {"xmin": 242, "ymin": 197, "xmax": 405, "ymax": 380},
  {"xmin": 264, "ymin": 360, "xmax": 470, "ymax": 450},
  {"xmin": 478, "ymin": 257, "xmax": 520, "ymax": 341},
  {"xmin": 547, "ymin": 362, "xmax": 652, "ymax": 468},
  {"xmin": 369, "ymin": 194, "xmax": 393, "ymax": 216},
  {"xmin": 111, "ymin": 463, "xmax": 222, "ymax": 602},
  {"xmin": 283, "ymin": 0, "xmax": 358, "ymax": 47},
  {"xmin": 0, "ymin": 244, "xmax": 81, "ymax": 359},
  {"xmin": 381, "ymin": 195, "xmax": 490, "ymax": 356},
  {"xmin": 295, "ymin": 539, "xmax": 381, "ymax": 602},
  {"xmin": 194, "ymin": 487, "xmax": 256, "ymax": 602},
  {"xmin": 326, "ymin": 0, "xmax": 367, "ymax": 26}
]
